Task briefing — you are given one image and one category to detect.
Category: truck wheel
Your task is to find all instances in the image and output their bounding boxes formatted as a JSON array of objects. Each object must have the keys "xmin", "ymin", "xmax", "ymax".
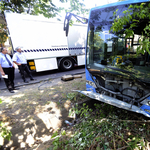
[{"xmin": 60, "ymin": 58, "xmax": 74, "ymax": 71}]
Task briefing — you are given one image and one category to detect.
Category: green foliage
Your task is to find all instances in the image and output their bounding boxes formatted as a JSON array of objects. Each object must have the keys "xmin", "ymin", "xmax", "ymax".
[
  {"xmin": 67, "ymin": 0, "xmax": 89, "ymax": 15},
  {"xmin": 60, "ymin": 0, "xmax": 89, "ymax": 20},
  {"xmin": 51, "ymin": 131, "xmax": 58, "ymax": 139},
  {"xmin": 0, "ymin": 0, "xmax": 58, "ymax": 18},
  {"xmin": 110, "ymin": 2, "xmax": 150, "ymax": 55},
  {"xmin": 0, "ymin": 122, "xmax": 12, "ymax": 142},
  {"xmin": 0, "ymin": 0, "xmax": 66, "ymax": 18},
  {"xmin": 0, "ymin": 0, "xmax": 88, "ymax": 19},
  {"xmin": 0, "ymin": 24, "xmax": 8, "ymax": 44},
  {"xmin": 50, "ymin": 101, "xmax": 150, "ymax": 149},
  {"xmin": 49, "ymin": 130, "xmax": 67, "ymax": 150},
  {"xmin": 31, "ymin": 0, "xmax": 58, "ymax": 18},
  {"xmin": 67, "ymin": 92, "xmax": 76, "ymax": 101},
  {"xmin": 0, "ymin": 0, "xmax": 27, "ymax": 13},
  {"xmin": 0, "ymin": 98, "xmax": 2, "ymax": 104},
  {"xmin": 0, "ymin": 99, "xmax": 12, "ymax": 143}
]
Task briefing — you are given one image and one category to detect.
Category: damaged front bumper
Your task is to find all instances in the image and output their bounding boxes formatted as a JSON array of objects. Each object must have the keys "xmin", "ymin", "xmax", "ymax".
[{"xmin": 74, "ymin": 90, "xmax": 150, "ymax": 118}]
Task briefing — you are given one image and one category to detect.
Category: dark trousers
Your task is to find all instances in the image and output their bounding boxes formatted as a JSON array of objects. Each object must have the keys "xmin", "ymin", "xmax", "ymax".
[
  {"xmin": 2, "ymin": 67, "xmax": 15, "ymax": 91},
  {"xmin": 18, "ymin": 64, "xmax": 33, "ymax": 81}
]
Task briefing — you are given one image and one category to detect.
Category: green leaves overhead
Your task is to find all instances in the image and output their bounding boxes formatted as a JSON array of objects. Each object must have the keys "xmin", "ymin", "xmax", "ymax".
[
  {"xmin": 0, "ymin": 0, "xmax": 31, "ymax": 13},
  {"xmin": 0, "ymin": 0, "xmax": 58, "ymax": 18},
  {"xmin": 60, "ymin": 0, "xmax": 89, "ymax": 16},
  {"xmin": 32, "ymin": 0, "xmax": 58, "ymax": 18},
  {"xmin": 110, "ymin": 2, "xmax": 150, "ymax": 55},
  {"xmin": 0, "ymin": 0, "xmax": 89, "ymax": 18},
  {"xmin": 0, "ymin": 24, "xmax": 8, "ymax": 44}
]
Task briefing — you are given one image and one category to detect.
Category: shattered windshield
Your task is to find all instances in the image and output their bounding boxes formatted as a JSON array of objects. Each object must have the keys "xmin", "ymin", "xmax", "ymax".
[{"xmin": 86, "ymin": 3, "xmax": 150, "ymax": 83}]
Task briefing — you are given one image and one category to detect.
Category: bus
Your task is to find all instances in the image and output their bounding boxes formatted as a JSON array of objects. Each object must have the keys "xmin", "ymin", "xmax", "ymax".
[{"xmin": 65, "ymin": 0, "xmax": 150, "ymax": 118}]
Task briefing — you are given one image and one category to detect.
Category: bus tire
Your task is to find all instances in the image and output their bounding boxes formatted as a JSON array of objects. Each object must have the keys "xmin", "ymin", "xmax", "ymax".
[{"xmin": 60, "ymin": 58, "xmax": 74, "ymax": 71}]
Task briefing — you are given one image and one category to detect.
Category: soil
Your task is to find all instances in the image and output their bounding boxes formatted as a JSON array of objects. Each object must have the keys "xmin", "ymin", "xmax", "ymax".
[{"xmin": 0, "ymin": 73, "xmax": 88, "ymax": 150}]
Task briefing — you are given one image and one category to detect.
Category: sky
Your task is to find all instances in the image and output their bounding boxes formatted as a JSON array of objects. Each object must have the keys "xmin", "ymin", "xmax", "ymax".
[
  {"xmin": 53, "ymin": 0, "xmax": 118, "ymax": 19},
  {"xmin": 83, "ymin": 0, "xmax": 119, "ymax": 8},
  {"xmin": 54, "ymin": 0, "xmax": 118, "ymax": 9}
]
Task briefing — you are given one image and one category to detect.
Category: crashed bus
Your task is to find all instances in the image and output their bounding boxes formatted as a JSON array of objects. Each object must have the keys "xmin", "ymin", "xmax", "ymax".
[{"xmin": 65, "ymin": 0, "xmax": 150, "ymax": 117}]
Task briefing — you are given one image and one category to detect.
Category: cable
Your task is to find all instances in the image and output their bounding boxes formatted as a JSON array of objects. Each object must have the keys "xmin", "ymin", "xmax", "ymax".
[{"xmin": 38, "ymin": 79, "xmax": 52, "ymax": 90}]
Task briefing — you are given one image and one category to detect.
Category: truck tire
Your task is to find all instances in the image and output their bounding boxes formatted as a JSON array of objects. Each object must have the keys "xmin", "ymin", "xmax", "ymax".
[{"xmin": 60, "ymin": 58, "xmax": 74, "ymax": 71}]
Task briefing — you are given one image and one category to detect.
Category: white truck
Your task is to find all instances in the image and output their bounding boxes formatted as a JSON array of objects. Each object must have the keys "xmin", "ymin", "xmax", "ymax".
[{"xmin": 3, "ymin": 12, "xmax": 87, "ymax": 72}]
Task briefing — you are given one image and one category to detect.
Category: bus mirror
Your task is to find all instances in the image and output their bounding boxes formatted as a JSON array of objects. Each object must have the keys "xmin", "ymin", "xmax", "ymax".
[
  {"xmin": 64, "ymin": 20, "xmax": 69, "ymax": 37},
  {"xmin": 66, "ymin": 21, "xmax": 69, "ymax": 37},
  {"xmin": 64, "ymin": 12, "xmax": 88, "ymax": 37}
]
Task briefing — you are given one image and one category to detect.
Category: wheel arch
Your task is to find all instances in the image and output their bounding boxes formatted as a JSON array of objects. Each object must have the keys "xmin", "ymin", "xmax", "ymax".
[
  {"xmin": 57, "ymin": 56, "xmax": 77, "ymax": 70},
  {"xmin": 57, "ymin": 56, "xmax": 77, "ymax": 69}
]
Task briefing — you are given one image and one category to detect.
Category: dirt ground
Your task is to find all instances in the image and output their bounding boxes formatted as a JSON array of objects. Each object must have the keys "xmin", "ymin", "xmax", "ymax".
[{"xmin": 0, "ymin": 73, "xmax": 87, "ymax": 149}]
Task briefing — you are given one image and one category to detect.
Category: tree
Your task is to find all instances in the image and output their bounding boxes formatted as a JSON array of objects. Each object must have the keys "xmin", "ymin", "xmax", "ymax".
[
  {"xmin": 67, "ymin": 0, "xmax": 89, "ymax": 16},
  {"xmin": 110, "ymin": 2, "xmax": 150, "ymax": 55},
  {"xmin": 59, "ymin": 0, "xmax": 89, "ymax": 18},
  {"xmin": 0, "ymin": 0, "xmax": 60, "ymax": 18},
  {"xmin": 0, "ymin": 0, "xmax": 88, "ymax": 44},
  {"xmin": 0, "ymin": 0, "xmax": 88, "ymax": 18},
  {"xmin": 0, "ymin": 0, "xmax": 68, "ymax": 44},
  {"xmin": 0, "ymin": 24, "xmax": 7, "ymax": 46}
]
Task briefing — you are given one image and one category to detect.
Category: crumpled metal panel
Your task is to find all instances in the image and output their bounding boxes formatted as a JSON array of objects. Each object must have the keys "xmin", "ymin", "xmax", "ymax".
[{"xmin": 74, "ymin": 90, "xmax": 150, "ymax": 118}]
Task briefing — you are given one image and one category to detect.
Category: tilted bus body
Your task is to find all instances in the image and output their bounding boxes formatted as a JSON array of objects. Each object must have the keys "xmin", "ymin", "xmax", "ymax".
[
  {"xmin": 4, "ymin": 12, "xmax": 87, "ymax": 72},
  {"xmin": 76, "ymin": 0, "xmax": 150, "ymax": 118}
]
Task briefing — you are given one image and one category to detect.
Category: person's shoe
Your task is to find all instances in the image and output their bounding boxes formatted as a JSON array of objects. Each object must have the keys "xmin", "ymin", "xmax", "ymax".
[
  {"xmin": 13, "ymin": 87, "xmax": 20, "ymax": 90},
  {"xmin": 9, "ymin": 90, "xmax": 15, "ymax": 93},
  {"xmin": 30, "ymin": 78, "xmax": 36, "ymax": 81},
  {"xmin": 24, "ymin": 80, "xmax": 28, "ymax": 83}
]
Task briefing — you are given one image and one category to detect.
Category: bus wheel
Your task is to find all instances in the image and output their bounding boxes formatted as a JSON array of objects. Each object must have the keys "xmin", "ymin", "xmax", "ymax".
[{"xmin": 60, "ymin": 58, "xmax": 74, "ymax": 71}]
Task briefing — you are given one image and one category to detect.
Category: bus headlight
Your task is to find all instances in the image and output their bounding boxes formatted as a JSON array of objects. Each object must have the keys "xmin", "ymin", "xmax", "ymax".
[{"xmin": 86, "ymin": 80, "xmax": 97, "ymax": 88}]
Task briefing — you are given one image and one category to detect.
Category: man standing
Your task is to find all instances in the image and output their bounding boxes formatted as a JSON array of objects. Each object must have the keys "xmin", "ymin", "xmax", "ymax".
[
  {"xmin": 0, "ymin": 47, "xmax": 18, "ymax": 93},
  {"xmin": 12, "ymin": 47, "xmax": 35, "ymax": 83}
]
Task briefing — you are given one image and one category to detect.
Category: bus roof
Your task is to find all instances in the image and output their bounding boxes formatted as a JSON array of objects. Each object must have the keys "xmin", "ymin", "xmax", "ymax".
[{"xmin": 91, "ymin": 0, "xmax": 149, "ymax": 11}]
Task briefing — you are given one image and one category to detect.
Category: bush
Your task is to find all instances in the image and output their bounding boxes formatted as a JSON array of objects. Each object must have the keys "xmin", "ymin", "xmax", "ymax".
[{"xmin": 0, "ymin": 99, "xmax": 12, "ymax": 146}]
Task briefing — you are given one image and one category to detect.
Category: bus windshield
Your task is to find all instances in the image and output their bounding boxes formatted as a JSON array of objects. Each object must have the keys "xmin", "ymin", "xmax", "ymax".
[{"xmin": 86, "ymin": 2, "xmax": 150, "ymax": 84}]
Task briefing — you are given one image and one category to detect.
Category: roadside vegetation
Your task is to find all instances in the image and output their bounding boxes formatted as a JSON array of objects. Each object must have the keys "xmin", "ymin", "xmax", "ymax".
[
  {"xmin": 49, "ymin": 99, "xmax": 150, "ymax": 150},
  {"xmin": 0, "ymin": 98, "xmax": 12, "ymax": 148}
]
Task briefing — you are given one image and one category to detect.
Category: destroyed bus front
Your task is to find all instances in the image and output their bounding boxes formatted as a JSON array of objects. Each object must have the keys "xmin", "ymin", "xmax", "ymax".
[{"xmin": 81, "ymin": 0, "xmax": 150, "ymax": 117}]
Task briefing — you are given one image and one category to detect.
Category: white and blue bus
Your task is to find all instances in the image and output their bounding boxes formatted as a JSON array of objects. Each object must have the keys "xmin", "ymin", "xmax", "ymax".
[{"xmin": 65, "ymin": 0, "xmax": 150, "ymax": 117}]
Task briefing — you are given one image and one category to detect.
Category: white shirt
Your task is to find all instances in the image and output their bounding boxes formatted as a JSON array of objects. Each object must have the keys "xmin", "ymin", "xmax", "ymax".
[
  {"xmin": 12, "ymin": 52, "xmax": 27, "ymax": 64},
  {"xmin": 0, "ymin": 53, "xmax": 13, "ymax": 68}
]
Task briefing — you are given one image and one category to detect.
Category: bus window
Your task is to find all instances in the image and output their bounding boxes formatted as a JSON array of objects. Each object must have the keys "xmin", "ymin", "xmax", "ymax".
[{"xmin": 87, "ymin": 2, "xmax": 150, "ymax": 69}]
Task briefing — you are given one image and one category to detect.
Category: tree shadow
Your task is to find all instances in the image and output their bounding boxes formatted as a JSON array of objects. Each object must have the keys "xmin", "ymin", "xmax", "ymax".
[{"xmin": 0, "ymin": 77, "xmax": 87, "ymax": 149}]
